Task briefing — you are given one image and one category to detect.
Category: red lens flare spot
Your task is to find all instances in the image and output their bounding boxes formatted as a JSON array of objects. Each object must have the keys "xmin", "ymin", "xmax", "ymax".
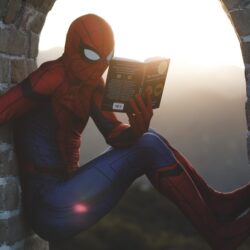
[{"xmin": 73, "ymin": 203, "xmax": 88, "ymax": 213}]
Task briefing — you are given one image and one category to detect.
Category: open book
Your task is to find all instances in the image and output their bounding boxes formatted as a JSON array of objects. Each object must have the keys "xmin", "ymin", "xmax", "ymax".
[{"xmin": 101, "ymin": 57, "xmax": 170, "ymax": 112}]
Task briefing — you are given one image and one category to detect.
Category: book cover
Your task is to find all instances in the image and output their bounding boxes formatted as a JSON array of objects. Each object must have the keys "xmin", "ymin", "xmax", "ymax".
[{"xmin": 101, "ymin": 57, "xmax": 170, "ymax": 112}]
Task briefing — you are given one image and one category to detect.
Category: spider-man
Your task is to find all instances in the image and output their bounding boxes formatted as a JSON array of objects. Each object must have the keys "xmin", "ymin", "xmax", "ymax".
[{"xmin": 0, "ymin": 14, "xmax": 250, "ymax": 249}]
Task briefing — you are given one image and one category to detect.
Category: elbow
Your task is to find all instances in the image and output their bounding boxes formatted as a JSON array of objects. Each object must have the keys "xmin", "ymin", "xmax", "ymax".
[{"xmin": 105, "ymin": 128, "xmax": 139, "ymax": 148}]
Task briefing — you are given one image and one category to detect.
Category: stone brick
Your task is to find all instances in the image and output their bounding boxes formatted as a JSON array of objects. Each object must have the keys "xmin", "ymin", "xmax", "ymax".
[
  {"xmin": 0, "ymin": 178, "xmax": 20, "ymax": 210},
  {"xmin": 246, "ymin": 64, "xmax": 250, "ymax": 81},
  {"xmin": 0, "ymin": 219, "xmax": 8, "ymax": 242},
  {"xmin": 241, "ymin": 41, "xmax": 250, "ymax": 64},
  {"xmin": 247, "ymin": 131, "xmax": 250, "ymax": 160},
  {"xmin": 0, "ymin": 123, "xmax": 13, "ymax": 144},
  {"xmin": 222, "ymin": 0, "xmax": 250, "ymax": 11},
  {"xmin": 0, "ymin": 141, "xmax": 18, "ymax": 177},
  {"xmin": 27, "ymin": 59, "xmax": 37, "ymax": 74},
  {"xmin": 0, "ymin": 28, "xmax": 28, "ymax": 56},
  {"xmin": 0, "ymin": 157, "xmax": 19, "ymax": 177},
  {"xmin": 3, "ymin": 0, "xmax": 22, "ymax": 24},
  {"xmin": 230, "ymin": 9, "xmax": 250, "ymax": 36},
  {"xmin": 19, "ymin": 7, "xmax": 46, "ymax": 34},
  {"xmin": 0, "ymin": 143, "xmax": 13, "ymax": 165},
  {"xmin": 246, "ymin": 101, "xmax": 250, "ymax": 130},
  {"xmin": 29, "ymin": 32, "xmax": 39, "ymax": 59},
  {"xmin": 11, "ymin": 59, "xmax": 28, "ymax": 84},
  {"xmin": 0, "ymin": 57, "xmax": 10, "ymax": 83},
  {"xmin": 0, "ymin": 215, "xmax": 30, "ymax": 245},
  {"xmin": 24, "ymin": 236, "xmax": 49, "ymax": 250},
  {"xmin": 0, "ymin": 0, "xmax": 8, "ymax": 19},
  {"xmin": 0, "ymin": 123, "xmax": 17, "ymax": 176},
  {"xmin": 0, "ymin": 83, "xmax": 12, "ymax": 95},
  {"xmin": 26, "ymin": 0, "xmax": 56, "ymax": 13},
  {"xmin": 8, "ymin": 215, "xmax": 29, "ymax": 245},
  {"xmin": 5, "ymin": 180, "xmax": 20, "ymax": 210},
  {"xmin": 26, "ymin": 0, "xmax": 44, "ymax": 8}
]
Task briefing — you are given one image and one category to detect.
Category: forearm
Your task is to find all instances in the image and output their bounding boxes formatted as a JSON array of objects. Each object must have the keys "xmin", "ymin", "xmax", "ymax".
[{"xmin": 106, "ymin": 123, "xmax": 140, "ymax": 148}]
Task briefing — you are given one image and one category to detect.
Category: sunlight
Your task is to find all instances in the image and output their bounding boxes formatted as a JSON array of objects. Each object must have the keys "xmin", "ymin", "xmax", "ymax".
[
  {"xmin": 38, "ymin": 0, "xmax": 250, "ymax": 189},
  {"xmin": 39, "ymin": 0, "xmax": 243, "ymax": 67}
]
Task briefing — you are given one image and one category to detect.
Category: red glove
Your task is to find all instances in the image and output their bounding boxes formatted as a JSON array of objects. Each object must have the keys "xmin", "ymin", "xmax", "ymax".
[{"xmin": 127, "ymin": 91, "xmax": 153, "ymax": 137}]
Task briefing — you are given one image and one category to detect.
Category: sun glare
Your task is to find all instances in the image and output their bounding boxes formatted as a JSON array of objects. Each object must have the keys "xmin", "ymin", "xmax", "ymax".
[
  {"xmin": 38, "ymin": 0, "xmax": 249, "ymax": 187},
  {"xmin": 39, "ymin": 0, "xmax": 243, "ymax": 67}
]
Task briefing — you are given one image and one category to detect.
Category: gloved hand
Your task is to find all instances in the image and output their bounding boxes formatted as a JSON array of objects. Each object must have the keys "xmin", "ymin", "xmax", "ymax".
[{"xmin": 127, "ymin": 90, "xmax": 153, "ymax": 137}]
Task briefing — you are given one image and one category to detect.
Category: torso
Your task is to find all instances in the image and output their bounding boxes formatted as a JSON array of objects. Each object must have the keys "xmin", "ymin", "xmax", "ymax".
[{"xmin": 14, "ymin": 59, "xmax": 98, "ymax": 174}]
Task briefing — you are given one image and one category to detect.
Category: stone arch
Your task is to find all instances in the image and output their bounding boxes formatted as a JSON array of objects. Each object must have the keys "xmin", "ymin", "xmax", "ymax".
[{"xmin": 0, "ymin": 0, "xmax": 249, "ymax": 249}]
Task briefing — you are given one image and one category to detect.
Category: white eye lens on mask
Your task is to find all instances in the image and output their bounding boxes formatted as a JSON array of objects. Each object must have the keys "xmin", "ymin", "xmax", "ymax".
[
  {"xmin": 83, "ymin": 49, "xmax": 100, "ymax": 61},
  {"xmin": 106, "ymin": 50, "xmax": 114, "ymax": 61}
]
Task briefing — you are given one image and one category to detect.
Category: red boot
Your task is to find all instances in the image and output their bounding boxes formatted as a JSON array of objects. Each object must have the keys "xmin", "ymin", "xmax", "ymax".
[
  {"xmin": 166, "ymin": 142, "xmax": 250, "ymax": 221},
  {"xmin": 147, "ymin": 163, "xmax": 250, "ymax": 250}
]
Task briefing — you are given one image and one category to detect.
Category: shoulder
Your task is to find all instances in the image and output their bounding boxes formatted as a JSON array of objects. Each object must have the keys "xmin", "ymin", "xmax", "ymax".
[{"xmin": 28, "ymin": 57, "xmax": 66, "ymax": 95}]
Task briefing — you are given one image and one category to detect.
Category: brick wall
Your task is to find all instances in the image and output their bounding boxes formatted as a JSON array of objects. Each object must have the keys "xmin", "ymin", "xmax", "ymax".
[
  {"xmin": 0, "ymin": 1, "xmax": 55, "ymax": 249},
  {"xmin": 0, "ymin": 0, "xmax": 249, "ymax": 249}
]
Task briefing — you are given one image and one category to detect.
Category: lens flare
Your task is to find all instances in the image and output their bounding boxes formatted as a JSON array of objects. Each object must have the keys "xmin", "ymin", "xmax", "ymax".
[{"xmin": 73, "ymin": 203, "xmax": 88, "ymax": 213}]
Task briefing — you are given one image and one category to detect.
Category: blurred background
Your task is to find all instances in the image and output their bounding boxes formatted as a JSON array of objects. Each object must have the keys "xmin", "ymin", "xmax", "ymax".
[{"xmin": 38, "ymin": 0, "xmax": 250, "ymax": 248}]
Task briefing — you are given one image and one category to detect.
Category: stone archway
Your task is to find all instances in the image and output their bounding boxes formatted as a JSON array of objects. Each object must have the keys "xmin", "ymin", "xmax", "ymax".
[{"xmin": 0, "ymin": 0, "xmax": 249, "ymax": 249}]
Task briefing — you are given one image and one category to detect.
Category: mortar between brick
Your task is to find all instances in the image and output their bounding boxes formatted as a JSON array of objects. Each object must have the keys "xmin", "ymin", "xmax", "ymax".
[
  {"xmin": 0, "ymin": 239, "xmax": 24, "ymax": 250},
  {"xmin": 0, "ymin": 210, "xmax": 19, "ymax": 220}
]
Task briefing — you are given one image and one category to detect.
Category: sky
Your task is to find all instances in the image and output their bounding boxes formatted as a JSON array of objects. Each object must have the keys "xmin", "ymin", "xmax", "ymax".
[
  {"xmin": 39, "ymin": 0, "xmax": 244, "ymax": 67},
  {"xmin": 38, "ymin": 0, "xmax": 250, "ymax": 190}
]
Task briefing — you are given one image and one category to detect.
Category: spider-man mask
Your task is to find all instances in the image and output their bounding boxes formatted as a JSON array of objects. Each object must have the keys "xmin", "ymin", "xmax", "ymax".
[{"xmin": 63, "ymin": 14, "xmax": 114, "ymax": 83}]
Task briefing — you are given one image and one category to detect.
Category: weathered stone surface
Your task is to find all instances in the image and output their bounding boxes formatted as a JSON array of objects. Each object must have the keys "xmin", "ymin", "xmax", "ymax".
[
  {"xmin": 241, "ymin": 41, "xmax": 250, "ymax": 64},
  {"xmin": 0, "ymin": 57, "xmax": 10, "ymax": 83},
  {"xmin": 230, "ymin": 9, "xmax": 250, "ymax": 36},
  {"xmin": 0, "ymin": 141, "xmax": 18, "ymax": 177},
  {"xmin": 0, "ymin": 28, "xmax": 28, "ymax": 56},
  {"xmin": 0, "ymin": 114, "xmax": 18, "ymax": 177},
  {"xmin": 245, "ymin": 101, "xmax": 250, "ymax": 130},
  {"xmin": 29, "ymin": 32, "xmax": 39, "ymax": 59},
  {"xmin": 246, "ymin": 85, "xmax": 250, "ymax": 100},
  {"xmin": 4, "ymin": 0, "xmax": 22, "ymax": 24},
  {"xmin": 8, "ymin": 215, "xmax": 29, "ymax": 245},
  {"xmin": 27, "ymin": 59, "xmax": 37, "ymax": 73},
  {"xmin": 26, "ymin": 0, "xmax": 56, "ymax": 13},
  {"xmin": 10, "ymin": 58, "xmax": 37, "ymax": 84},
  {"xmin": 0, "ymin": 219, "xmax": 8, "ymax": 243},
  {"xmin": 0, "ymin": 123, "xmax": 18, "ymax": 178},
  {"xmin": 0, "ymin": 124, "xmax": 13, "ymax": 144},
  {"xmin": 0, "ymin": 215, "xmax": 30, "ymax": 245},
  {"xmin": 222, "ymin": 0, "xmax": 250, "ymax": 11},
  {"xmin": 11, "ymin": 59, "xmax": 29, "ymax": 83},
  {"xmin": 0, "ymin": 178, "xmax": 19, "ymax": 210},
  {"xmin": 25, "ymin": 236, "xmax": 49, "ymax": 250},
  {"xmin": 0, "ymin": 143, "xmax": 14, "ymax": 165},
  {"xmin": 247, "ymin": 131, "xmax": 250, "ymax": 160},
  {"xmin": 0, "ymin": 0, "xmax": 8, "ymax": 19},
  {"xmin": 19, "ymin": 7, "xmax": 46, "ymax": 34},
  {"xmin": 246, "ymin": 64, "xmax": 250, "ymax": 81},
  {"xmin": 0, "ymin": 83, "xmax": 12, "ymax": 95},
  {"xmin": 0, "ymin": 157, "xmax": 18, "ymax": 177}
]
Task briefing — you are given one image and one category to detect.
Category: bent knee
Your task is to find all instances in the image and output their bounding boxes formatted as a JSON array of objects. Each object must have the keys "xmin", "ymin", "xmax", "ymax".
[
  {"xmin": 137, "ymin": 130, "xmax": 164, "ymax": 149},
  {"xmin": 135, "ymin": 130, "xmax": 176, "ymax": 165}
]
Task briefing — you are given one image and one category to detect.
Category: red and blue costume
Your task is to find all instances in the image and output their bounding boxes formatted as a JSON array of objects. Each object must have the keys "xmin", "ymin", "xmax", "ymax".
[{"xmin": 1, "ymin": 14, "xmax": 250, "ymax": 250}]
